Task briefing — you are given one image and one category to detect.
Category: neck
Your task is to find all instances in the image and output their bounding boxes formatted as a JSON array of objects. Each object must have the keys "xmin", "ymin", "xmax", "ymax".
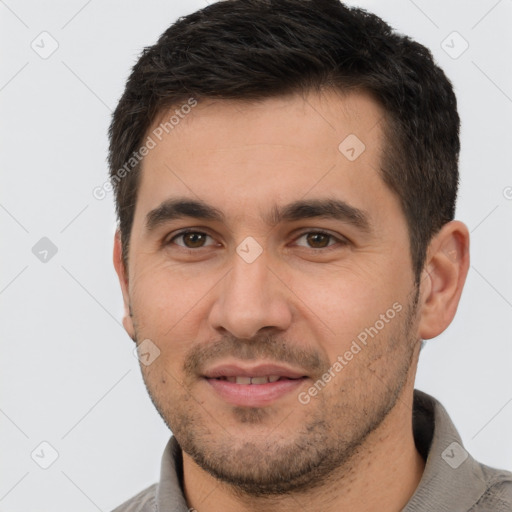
[{"xmin": 182, "ymin": 384, "xmax": 425, "ymax": 512}]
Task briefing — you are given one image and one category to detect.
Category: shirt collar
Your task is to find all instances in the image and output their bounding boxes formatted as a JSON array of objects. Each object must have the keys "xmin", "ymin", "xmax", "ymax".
[
  {"xmin": 403, "ymin": 389, "xmax": 489, "ymax": 511},
  {"xmin": 156, "ymin": 435, "xmax": 188, "ymax": 511}
]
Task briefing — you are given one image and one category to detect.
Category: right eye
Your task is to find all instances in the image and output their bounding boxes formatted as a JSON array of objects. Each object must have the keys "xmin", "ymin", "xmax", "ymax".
[{"xmin": 167, "ymin": 230, "xmax": 217, "ymax": 249}]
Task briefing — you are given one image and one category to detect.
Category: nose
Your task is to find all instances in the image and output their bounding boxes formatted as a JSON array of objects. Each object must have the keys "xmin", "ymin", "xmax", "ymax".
[{"xmin": 208, "ymin": 249, "xmax": 293, "ymax": 340}]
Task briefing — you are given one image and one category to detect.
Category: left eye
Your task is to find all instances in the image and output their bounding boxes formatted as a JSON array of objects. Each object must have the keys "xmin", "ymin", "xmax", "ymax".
[
  {"xmin": 170, "ymin": 231, "xmax": 216, "ymax": 249},
  {"xmin": 294, "ymin": 232, "xmax": 340, "ymax": 249}
]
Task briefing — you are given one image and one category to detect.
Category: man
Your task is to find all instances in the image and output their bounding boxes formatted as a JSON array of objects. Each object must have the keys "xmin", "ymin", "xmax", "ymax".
[{"xmin": 109, "ymin": 1, "xmax": 512, "ymax": 510}]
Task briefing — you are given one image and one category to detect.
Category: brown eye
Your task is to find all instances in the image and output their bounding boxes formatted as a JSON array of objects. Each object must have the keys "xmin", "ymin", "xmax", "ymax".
[
  {"xmin": 305, "ymin": 232, "xmax": 331, "ymax": 248},
  {"xmin": 293, "ymin": 231, "xmax": 348, "ymax": 251},
  {"xmin": 171, "ymin": 231, "xmax": 214, "ymax": 248},
  {"xmin": 183, "ymin": 232, "xmax": 207, "ymax": 248}
]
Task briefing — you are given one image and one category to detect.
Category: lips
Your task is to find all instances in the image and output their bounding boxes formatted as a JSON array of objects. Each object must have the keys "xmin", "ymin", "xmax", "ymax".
[{"xmin": 203, "ymin": 363, "xmax": 308, "ymax": 407}]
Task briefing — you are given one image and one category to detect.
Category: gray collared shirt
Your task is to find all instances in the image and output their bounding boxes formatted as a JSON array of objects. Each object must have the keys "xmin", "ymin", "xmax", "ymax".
[{"xmin": 112, "ymin": 390, "xmax": 512, "ymax": 511}]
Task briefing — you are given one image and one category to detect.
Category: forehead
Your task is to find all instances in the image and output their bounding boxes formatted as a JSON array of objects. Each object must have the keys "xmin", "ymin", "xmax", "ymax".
[
  {"xmin": 149, "ymin": 90, "xmax": 385, "ymax": 163},
  {"xmin": 133, "ymin": 90, "xmax": 397, "ymax": 231}
]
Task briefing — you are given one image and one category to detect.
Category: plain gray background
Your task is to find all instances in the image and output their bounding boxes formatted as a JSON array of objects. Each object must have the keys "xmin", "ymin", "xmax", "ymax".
[{"xmin": 1, "ymin": 1, "xmax": 511, "ymax": 510}]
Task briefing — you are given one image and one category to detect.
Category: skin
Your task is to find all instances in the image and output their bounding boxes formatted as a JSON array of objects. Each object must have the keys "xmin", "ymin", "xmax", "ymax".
[{"xmin": 114, "ymin": 90, "xmax": 470, "ymax": 512}]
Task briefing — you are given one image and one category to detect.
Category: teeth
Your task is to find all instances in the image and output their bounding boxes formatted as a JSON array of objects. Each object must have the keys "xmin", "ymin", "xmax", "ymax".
[
  {"xmin": 250, "ymin": 376, "xmax": 269, "ymax": 385},
  {"xmin": 221, "ymin": 375, "xmax": 282, "ymax": 384}
]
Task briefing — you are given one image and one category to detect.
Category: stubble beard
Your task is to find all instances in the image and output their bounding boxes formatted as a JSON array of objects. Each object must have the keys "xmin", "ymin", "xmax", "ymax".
[{"xmin": 135, "ymin": 288, "xmax": 420, "ymax": 498}]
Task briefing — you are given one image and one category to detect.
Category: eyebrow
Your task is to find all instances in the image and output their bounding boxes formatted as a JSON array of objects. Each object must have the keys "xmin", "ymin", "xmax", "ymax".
[
  {"xmin": 145, "ymin": 197, "xmax": 371, "ymax": 233},
  {"xmin": 268, "ymin": 198, "xmax": 371, "ymax": 232},
  {"xmin": 145, "ymin": 198, "xmax": 225, "ymax": 232}
]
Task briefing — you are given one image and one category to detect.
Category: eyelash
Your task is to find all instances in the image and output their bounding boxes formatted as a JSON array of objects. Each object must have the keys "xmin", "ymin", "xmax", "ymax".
[{"xmin": 166, "ymin": 229, "xmax": 347, "ymax": 251}]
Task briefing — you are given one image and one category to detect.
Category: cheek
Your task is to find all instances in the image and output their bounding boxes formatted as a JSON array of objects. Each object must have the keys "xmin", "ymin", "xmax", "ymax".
[
  {"xmin": 139, "ymin": 359, "xmax": 184, "ymax": 422},
  {"xmin": 131, "ymin": 258, "xmax": 193, "ymax": 314},
  {"xmin": 289, "ymin": 266, "xmax": 399, "ymax": 349},
  {"xmin": 129, "ymin": 263, "xmax": 214, "ymax": 359}
]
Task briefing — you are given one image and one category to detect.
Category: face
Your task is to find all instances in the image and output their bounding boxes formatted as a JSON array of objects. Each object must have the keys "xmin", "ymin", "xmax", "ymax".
[{"xmin": 117, "ymin": 90, "xmax": 422, "ymax": 495}]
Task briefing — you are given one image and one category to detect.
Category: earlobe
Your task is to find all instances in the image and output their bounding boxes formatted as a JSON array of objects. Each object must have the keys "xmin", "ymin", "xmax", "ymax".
[
  {"xmin": 113, "ymin": 229, "xmax": 136, "ymax": 341},
  {"xmin": 417, "ymin": 221, "xmax": 470, "ymax": 340}
]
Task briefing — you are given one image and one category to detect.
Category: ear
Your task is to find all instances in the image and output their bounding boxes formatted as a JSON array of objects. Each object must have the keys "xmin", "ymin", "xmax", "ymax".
[
  {"xmin": 113, "ymin": 229, "xmax": 136, "ymax": 341},
  {"xmin": 417, "ymin": 220, "xmax": 470, "ymax": 340}
]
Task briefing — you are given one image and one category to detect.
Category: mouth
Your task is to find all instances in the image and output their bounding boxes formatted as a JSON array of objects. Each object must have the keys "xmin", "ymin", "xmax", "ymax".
[
  {"xmin": 213, "ymin": 375, "xmax": 302, "ymax": 384},
  {"xmin": 202, "ymin": 363, "xmax": 309, "ymax": 407}
]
